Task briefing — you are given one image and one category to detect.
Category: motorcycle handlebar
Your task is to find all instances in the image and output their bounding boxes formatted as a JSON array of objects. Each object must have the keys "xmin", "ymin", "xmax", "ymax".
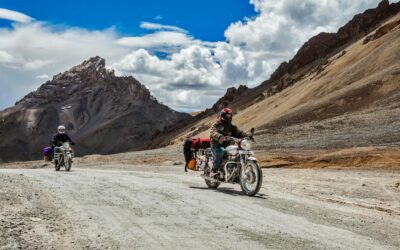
[{"xmin": 223, "ymin": 136, "xmax": 255, "ymax": 143}]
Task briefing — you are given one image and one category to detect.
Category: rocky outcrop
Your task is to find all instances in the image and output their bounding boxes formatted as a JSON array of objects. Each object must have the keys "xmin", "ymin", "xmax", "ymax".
[
  {"xmin": 208, "ymin": 85, "xmax": 249, "ymax": 113},
  {"xmin": 0, "ymin": 56, "xmax": 190, "ymax": 162},
  {"xmin": 196, "ymin": 85, "xmax": 249, "ymax": 119},
  {"xmin": 364, "ymin": 18, "xmax": 400, "ymax": 44},
  {"xmin": 268, "ymin": 0, "xmax": 400, "ymax": 83}
]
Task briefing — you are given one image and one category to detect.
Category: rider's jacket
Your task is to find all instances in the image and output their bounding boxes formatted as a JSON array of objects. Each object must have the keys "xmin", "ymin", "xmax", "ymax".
[
  {"xmin": 210, "ymin": 120, "xmax": 247, "ymax": 147},
  {"xmin": 51, "ymin": 133, "xmax": 75, "ymax": 147}
]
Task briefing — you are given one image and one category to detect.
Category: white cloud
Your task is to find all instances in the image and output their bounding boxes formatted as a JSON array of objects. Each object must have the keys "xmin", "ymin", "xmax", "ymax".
[
  {"xmin": 36, "ymin": 74, "xmax": 49, "ymax": 80},
  {"xmin": 112, "ymin": 45, "xmax": 225, "ymax": 110},
  {"xmin": 0, "ymin": 8, "xmax": 33, "ymax": 23},
  {"xmin": 24, "ymin": 59, "xmax": 53, "ymax": 70},
  {"xmin": 140, "ymin": 22, "xmax": 187, "ymax": 33},
  {"xmin": 116, "ymin": 31, "xmax": 197, "ymax": 49},
  {"xmin": 226, "ymin": 0, "xmax": 384, "ymax": 52},
  {"xmin": 0, "ymin": 50, "xmax": 14, "ymax": 63},
  {"xmin": 0, "ymin": 1, "xmax": 386, "ymax": 112}
]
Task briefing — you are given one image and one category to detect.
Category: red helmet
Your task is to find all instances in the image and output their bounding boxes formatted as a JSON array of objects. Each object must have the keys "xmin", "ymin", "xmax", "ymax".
[{"xmin": 219, "ymin": 108, "xmax": 233, "ymax": 123}]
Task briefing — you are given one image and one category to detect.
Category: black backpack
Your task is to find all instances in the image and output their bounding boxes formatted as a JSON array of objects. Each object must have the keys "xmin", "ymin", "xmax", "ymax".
[{"xmin": 183, "ymin": 138, "xmax": 194, "ymax": 172}]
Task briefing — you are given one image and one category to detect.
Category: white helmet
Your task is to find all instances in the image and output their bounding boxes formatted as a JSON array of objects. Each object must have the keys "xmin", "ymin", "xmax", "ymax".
[{"xmin": 58, "ymin": 125, "xmax": 66, "ymax": 134}]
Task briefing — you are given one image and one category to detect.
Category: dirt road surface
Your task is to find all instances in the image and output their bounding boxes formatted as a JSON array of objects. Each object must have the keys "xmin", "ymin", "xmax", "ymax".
[{"xmin": 1, "ymin": 165, "xmax": 399, "ymax": 249}]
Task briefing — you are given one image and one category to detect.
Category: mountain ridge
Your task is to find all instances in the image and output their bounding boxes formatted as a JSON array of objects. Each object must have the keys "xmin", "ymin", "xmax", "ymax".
[{"xmin": 268, "ymin": 0, "xmax": 400, "ymax": 84}]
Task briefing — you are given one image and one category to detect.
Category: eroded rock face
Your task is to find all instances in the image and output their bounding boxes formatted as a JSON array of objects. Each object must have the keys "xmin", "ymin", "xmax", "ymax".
[
  {"xmin": 209, "ymin": 85, "xmax": 249, "ymax": 113},
  {"xmin": 196, "ymin": 85, "xmax": 249, "ymax": 119},
  {"xmin": 0, "ymin": 56, "xmax": 190, "ymax": 162},
  {"xmin": 269, "ymin": 0, "xmax": 400, "ymax": 83},
  {"xmin": 364, "ymin": 18, "xmax": 400, "ymax": 44}
]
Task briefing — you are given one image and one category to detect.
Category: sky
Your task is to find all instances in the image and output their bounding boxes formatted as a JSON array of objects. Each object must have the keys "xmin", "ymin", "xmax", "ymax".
[{"xmin": 0, "ymin": 0, "xmax": 389, "ymax": 111}]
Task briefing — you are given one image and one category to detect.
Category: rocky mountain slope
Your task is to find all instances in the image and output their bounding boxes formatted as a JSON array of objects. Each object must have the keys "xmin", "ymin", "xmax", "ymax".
[
  {"xmin": 0, "ymin": 57, "xmax": 190, "ymax": 162},
  {"xmin": 165, "ymin": 0, "xmax": 400, "ymax": 154},
  {"xmin": 268, "ymin": 0, "xmax": 400, "ymax": 84}
]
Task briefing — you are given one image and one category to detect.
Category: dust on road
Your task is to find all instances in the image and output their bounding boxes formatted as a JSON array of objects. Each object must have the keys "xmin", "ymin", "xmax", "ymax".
[{"xmin": 1, "ymin": 165, "xmax": 399, "ymax": 249}]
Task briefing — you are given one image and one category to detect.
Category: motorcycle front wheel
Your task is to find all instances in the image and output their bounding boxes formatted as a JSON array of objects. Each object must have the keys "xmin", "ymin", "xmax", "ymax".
[
  {"xmin": 55, "ymin": 154, "xmax": 64, "ymax": 171},
  {"xmin": 240, "ymin": 161, "xmax": 263, "ymax": 196},
  {"xmin": 54, "ymin": 160, "xmax": 60, "ymax": 171},
  {"xmin": 65, "ymin": 157, "xmax": 72, "ymax": 171}
]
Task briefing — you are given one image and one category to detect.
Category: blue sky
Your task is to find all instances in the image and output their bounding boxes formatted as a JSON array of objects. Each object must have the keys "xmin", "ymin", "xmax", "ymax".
[
  {"xmin": 0, "ymin": 0, "xmax": 256, "ymax": 41},
  {"xmin": 0, "ymin": 0, "xmax": 385, "ymax": 111}
]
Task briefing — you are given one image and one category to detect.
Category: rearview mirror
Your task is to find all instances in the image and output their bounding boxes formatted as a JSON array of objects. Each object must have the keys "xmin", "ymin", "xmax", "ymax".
[{"xmin": 250, "ymin": 128, "xmax": 255, "ymax": 135}]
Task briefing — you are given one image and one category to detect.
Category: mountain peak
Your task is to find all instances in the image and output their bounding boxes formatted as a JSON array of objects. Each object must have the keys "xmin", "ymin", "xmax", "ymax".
[
  {"xmin": 71, "ymin": 56, "xmax": 105, "ymax": 73},
  {"xmin": 378, "ymin": 0, "xmax": 389, "ymax": 8},
  {"xmin": 52, "ymin": 56, "xmax": 111, "ymax": 82},
  {"xmin": 15, "ymin": 56, "xmax": 150, "ymax": 107}
]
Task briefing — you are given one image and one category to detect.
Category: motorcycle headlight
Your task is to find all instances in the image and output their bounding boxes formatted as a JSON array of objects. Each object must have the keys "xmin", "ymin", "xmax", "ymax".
[{"xmin": 241, "ymin": 139, "xmax": 251, "ymax": 150}]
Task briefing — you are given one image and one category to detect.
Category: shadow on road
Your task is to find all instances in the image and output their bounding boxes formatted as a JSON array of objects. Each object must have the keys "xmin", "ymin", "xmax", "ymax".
[{"xmin": 189, "ymin": 186, "xmax": 267, "ymax": 199}]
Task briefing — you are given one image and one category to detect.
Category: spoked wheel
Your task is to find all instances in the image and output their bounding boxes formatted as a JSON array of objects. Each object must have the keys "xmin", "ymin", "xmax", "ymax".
[
  {"xmin": 204, "ymin": 164, "xmax": 220, "ymax": 189},
  {"xmin": 65, "ymin": 158, "xmax": 72, "ymax": 172},
  {"xmin": 54, "ymin": 159, "xmax": 60, "ymax": 171},
  {"xmin": 240, "ymin": 161, "xmax": 263, "ymax": 196},
  {"xmin": 55, "ymin": 155, "xmax": 63, "ymax": 171}
]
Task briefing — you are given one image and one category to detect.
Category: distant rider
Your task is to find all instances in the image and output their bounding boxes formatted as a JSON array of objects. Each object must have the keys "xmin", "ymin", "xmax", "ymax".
[
  {"xmin": 51, "ymin": 125, "xmax": 75, "ymax": 157},
  {"xmin": 210, "ymin": 108, "xmax": 248, "ymax": 176}
]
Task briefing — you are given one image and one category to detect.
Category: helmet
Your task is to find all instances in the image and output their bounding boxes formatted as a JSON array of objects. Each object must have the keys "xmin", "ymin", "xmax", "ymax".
[
  {"xmin": 58, "ymin": 125, "xmax": 66, "ymax": 134},
  {"xmin": 219, "ymin": 108, "xmax": 233, "ymax": 123}
]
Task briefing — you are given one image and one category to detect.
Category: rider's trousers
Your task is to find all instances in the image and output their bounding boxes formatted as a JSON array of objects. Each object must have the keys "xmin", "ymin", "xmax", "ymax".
[{"xmin": 211, "ymin": 146, "xmax": 225, "ymax": 171}]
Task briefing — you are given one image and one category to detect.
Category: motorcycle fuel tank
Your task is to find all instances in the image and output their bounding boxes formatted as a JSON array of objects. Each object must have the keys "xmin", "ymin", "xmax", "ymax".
[{"xmin": 226, "ymin": 145, "xmax": 238, "ymax": 155}]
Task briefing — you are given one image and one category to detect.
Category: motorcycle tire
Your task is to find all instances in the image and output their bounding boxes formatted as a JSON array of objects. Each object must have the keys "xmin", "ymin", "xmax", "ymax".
[
  {"xmin": 54, "ymin": 160, "xmax": 60, "ymax": 171},
  {"xmin": 239, "ymin": 161, "xmax": 263, "ymax": 196},
  {"xmin": 65, "ymin": 158, "xmax": 72, "ymax": 172},
  {"xmin": 204, "ymin": 164, "xmax": 220, "ymax": 189}
]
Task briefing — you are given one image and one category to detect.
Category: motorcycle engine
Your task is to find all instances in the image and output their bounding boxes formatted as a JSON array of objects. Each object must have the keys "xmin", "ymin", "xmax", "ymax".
[
  {"xmin": 227, "ymin": 155, "xmax": 238, "ymax": 161},
  {"xmin": 224, "ymin": 162, "xmax": 238, "ymax": 182}
]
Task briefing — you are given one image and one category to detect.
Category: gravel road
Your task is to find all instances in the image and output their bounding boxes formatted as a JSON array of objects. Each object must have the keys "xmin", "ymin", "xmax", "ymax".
[{"xmin": 1, "ymin": 165, "xmax": 399, "ymax": 249}]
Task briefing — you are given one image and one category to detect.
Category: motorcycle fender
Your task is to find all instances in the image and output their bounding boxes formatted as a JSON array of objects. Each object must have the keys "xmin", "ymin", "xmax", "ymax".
[{"xmin": 247, "ymin": 156, "xmax": 257, "ymax": 161}]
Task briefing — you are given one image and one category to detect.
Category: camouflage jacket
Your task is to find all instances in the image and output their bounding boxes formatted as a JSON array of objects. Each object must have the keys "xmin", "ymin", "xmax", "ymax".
[{"xmin": 210, "ymin": 120, "xmax": 247, "ymax": 147}]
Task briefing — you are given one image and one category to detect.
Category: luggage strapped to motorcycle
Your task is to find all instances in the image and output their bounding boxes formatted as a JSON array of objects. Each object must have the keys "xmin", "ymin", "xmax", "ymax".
[{"xmin": 183, "ymin": 137, "xmax": 211, "ymax": 172}]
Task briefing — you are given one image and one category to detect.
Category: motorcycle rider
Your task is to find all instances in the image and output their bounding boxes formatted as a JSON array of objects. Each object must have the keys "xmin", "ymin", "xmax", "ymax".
[
  {"xmin": 210, "ymin": 108, "xmax": 248, "ymax": 176},
  {"xmin": 51, "ymin": 125, "xmax": 75, "ymax": 158}
]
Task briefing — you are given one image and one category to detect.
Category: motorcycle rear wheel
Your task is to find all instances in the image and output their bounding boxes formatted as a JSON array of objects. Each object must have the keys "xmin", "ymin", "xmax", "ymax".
[
  {"xmin": 240, "ymin": 161, "xmax": 262, "ymax": 196},
  {"xmin": 204, "ymin": 164, "xmax": 220, "ymax": 189}
]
